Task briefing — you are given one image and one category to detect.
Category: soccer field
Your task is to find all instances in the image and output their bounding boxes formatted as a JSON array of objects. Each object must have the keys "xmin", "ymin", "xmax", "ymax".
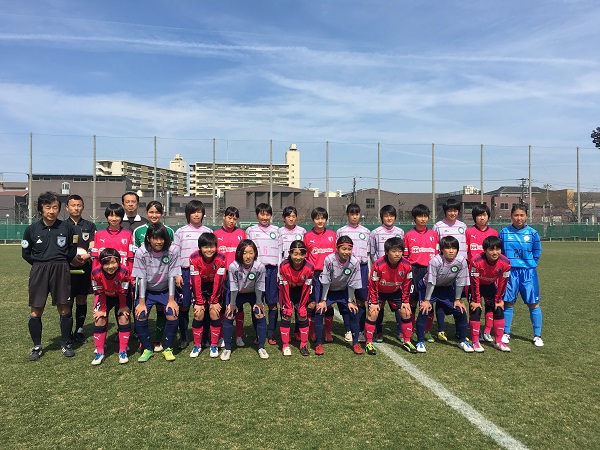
[{"xmin": 0, "ymin": 243, "xmax": 598, "ymax": 449}]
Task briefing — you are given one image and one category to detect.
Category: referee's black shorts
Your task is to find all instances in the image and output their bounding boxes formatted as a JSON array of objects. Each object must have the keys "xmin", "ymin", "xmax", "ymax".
[{"xmin": 29, "ymin": 262, "xmax": 72, "ymax": 308}]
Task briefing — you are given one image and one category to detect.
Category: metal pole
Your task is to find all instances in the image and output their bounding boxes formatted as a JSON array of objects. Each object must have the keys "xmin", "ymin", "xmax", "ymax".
[
  {"xmin": 577, "ymin": 146, "xmax": 581, "ymax": 224},
  {"xmin": 212, "ymin": 138, "xmax": 216, "ymax": 225},
  {"xmin": 29, "ymin": 132, "xmax": 33, "ymax": 224},
  {"xmin": 480, "ymin": 144, "xmax": 484, "ymax": 203},
  {"xmin": 377, "ymin": 142, "xmax": 381, "ymax": 213},
  {"xmin": 92, "ymin": 135, "xmax": 97, "ymax": 221},
  {"xmin": 431, "ymin": 143, "xmax": 436, "ymax": 219},
  {"xmin": 153, "ymin": 136, "xmax": 157, "ymax": 201},
  {"xmin": 326, "ymin": 141, "xmax": 329, "ymax": 215},
  {"xmin": 528, "ymin": 145, "xmax": 532, "ymax": 213},
  {"xmin": 269, "ymin": 139, "xmax": 273, "ymax": 208}
]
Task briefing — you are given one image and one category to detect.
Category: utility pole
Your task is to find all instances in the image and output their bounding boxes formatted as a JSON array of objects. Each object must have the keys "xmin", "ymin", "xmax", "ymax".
[
  {"xmin": 352, "ymin": 176, "xmax": 357, "ymax": 204},
  {"xmin": 519, "ymin": 177, "xmax": 528, "ymax": 205}
]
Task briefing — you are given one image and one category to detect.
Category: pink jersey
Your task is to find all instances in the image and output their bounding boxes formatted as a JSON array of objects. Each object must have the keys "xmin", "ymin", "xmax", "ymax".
[
  {"xmin": 336, "ymin": 223, "xmax": 370, "ymax": 264},
  {"xmin": 214, "ymin": 226, "xmax": 246, "ymax": 268},
  {"xmin": 278, "ymin": 225, "xmax": 307, "ymax": 258},
  {"xmin": 278, "ymin": 259, "xmax": 314, "ymax": 316},
  {"xmin": 189, "ymin": 251, "xmax": 227, "ymax": 304},
  {"xmin": 433, "ymin": 219, "xmax": 468, "ymax": 259},
  {"xmin": 368, "ymin": 256, "xmax": 412, "ymax": 303},
  {"xmin": 469, "ymin": 254, "xmax": 511, "ymax": 303},
  {"xmin": 319, "ymin": 253, "xmax": 363, "ymax": 293},
  {"xmin": 403, "ymin": 227, "xmax": 439, "ymax": 267},
  {"xmin": 465, "ymin": 225, "xmax": 499, "ymax": 262},
  {"xmin": 91, "ymin": 265, "xmax": 130, "ymax": 311},
  {"xmin": 172, "ymin": 224, "xmax": 213, "ymax": 268},
  {"xmin": 91, "ymin": 227, "xmax": 134, "ymax": 277},
  {"xmin": 246, "ymin": 223, "xmax": 281, "ymax": 266},
  {"xmin": 303, "ymin": 228, "xmax": 336, "ymax": 271},
  {"xmin": 369, "ymin": 225, "xmax": 405, "ymax": 263}
]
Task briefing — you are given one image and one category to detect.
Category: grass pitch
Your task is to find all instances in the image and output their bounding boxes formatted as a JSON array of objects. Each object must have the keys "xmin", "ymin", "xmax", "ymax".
[{"xmin": 0, "ymin": 243, "xmax": 598, "ymax": 449}]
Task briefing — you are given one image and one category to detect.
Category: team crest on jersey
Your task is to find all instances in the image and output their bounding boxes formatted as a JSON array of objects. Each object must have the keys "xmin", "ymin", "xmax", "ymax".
[
  {"xmin": 57, "ymin": 236, "xmax": 66, "ymax": 247},
  {"xmin": 248, "ymin": 272, "xmax": 256, "ymax": 280},
  {"xmin": 21, "ymin": 240, "xmax": 29, "ymax": 248},
  {"xmin": 295, "ymin": 234, "xmax": 302, "ymax": 240},
  {"xmin": 430, "ymin": 236, "xmax": 434, "ymax": 241},
  {"xmin": 82, "ymin": 232, "xmax": 90, "ymax": 241},
  {"xmin": 359, "ymin": 233, "xmax": 366, "ymax": 240},
  {"xmin": 398, "ymin": 271, "xmax": 405, "ymax": 277},
  {"xmin": 458, "ymin": 227, "xmax": 465, "ymax": 234},
  {"xmin": 270, "ymin": 232, "xmax": 277, "ymax": 239},
  {"xmin": 496, "ymin": 268, "xmax": 502, "ymax": 274},
  {"xmin": 238, "ymin": 236, "xmax": 242, "ymax": 241},
  {"xmin": 524, "ymin": 235, "xmax": 530, "ymax": 242},
  {"xmin": 395, "ymin": 234, "xmax": 401, "ymax": 238},
  {"xmin": 450, "ymin": 266, "xmax": 459, "ymax": 273},
  {"xmin": 328, "ymin": 236, "xmax": 334, "ymax": 242},
  {"xmin": 161, "ymin": 256, "xmax": 170, "ymax": 264},
  {"xmin": 343, "ymin": 268, "xmax": 352, "ymax": 275},
  {"xmin": 121, "ymin": 239, "xmax": 128, "ymax": 245}
]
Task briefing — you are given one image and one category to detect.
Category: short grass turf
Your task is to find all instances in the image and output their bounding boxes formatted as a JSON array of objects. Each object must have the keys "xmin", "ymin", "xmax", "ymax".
[{"xmin": 0, "ymin": 242, "xmax": 598, "ymax": 449}]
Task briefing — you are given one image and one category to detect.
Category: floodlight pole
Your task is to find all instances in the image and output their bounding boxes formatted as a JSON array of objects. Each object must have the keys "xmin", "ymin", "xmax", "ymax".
[
  {"xmin": 377, "ymin": 142, "xmax": 381, "ymax": 213},
  {"xmin": 29, "ymin": 132, "xmax": 33, "ymax": 224},
  {"xmin": 431, "ymin": 143, "xmax": 436, "ymax": 219},
  {"xmin": 480, "ymin": 144, "xmax": 484, "ymax": 203},
  {"xmin": 577, "ymin": 146, "xmax": 581, "ymax": 224},
  {"xmin": 212, "ymin": 138, "xmax": 216, "ymax": 225},
  {"xmin": 92, "ymin": 135, "xmax": 97, "ymax": 222},
  {"xmin": 528, "ymin": 145, "xmax": 532, "ymax": 212},
  {"xmin": 326, "ymin": 141, "xmax": 330, "ymax": 214},
  {"xmin": 153, "ymin": 136, "xmax": 157, "ymax": 201}
]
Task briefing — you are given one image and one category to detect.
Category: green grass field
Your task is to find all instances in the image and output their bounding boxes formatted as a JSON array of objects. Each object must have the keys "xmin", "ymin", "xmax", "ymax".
[{"xmin": 0, "ymin": 243, "xmax": 598, "ymax": 449}]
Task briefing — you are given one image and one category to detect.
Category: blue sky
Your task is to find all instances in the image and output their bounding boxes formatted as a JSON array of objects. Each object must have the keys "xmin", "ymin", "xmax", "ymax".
[{"xmin": 0, "ymin": 0, "xmax": 599, "ymax": 193}]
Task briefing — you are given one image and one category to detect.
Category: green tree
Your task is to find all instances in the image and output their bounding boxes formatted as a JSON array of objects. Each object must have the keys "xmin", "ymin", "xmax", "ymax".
[{"xmin": 592, "ymin": 126, "xmax": 600, "ymax": 149}]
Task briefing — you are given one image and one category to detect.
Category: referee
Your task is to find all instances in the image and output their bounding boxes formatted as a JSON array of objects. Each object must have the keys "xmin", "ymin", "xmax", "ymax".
[{"xmin": 22, "ymin": 191, "xmax": 80, "ymax": 361}]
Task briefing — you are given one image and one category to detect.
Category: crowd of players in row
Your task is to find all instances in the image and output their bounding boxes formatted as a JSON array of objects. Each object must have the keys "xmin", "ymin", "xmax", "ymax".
[{"xmin": 22, "ymin": 190, "xmax": 543, "ymax": 364}]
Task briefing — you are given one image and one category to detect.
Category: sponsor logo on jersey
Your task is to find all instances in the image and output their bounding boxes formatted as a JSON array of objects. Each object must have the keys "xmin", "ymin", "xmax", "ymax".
[{"xmin": 311, "ymin": 247, "xmax": 334, "ymax": 254}]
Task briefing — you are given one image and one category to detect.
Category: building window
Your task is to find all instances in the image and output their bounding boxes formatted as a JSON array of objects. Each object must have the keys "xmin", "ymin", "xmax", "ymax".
[
  {"xmin": 61, "ymin": 182, "xmax": 70, "ymax": 195},
  {"xmin": 366, "ymin": 198, "xmax": 375, "ymax": 209},
  {"xmin": 500, "ymin": 202, "xmax": 509, "ymax": 210}
]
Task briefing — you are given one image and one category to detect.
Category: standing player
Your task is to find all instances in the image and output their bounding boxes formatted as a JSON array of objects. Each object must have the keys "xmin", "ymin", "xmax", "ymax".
[
  {"xmin": 336, "ymin": 203, "xmax": 370, "ymax": 344},
  {"xmin": 189, "ymin": 233, "xmax": 227, "ymax": 358},
  {"xmin": 469, "ymin": 236, "xmax": 511, "ymax": 352},
  {"xmin": 315, "ymin": 235, "xmax": 363, "ymax": 355},
  {"xmin": 120, "ymin": 191, "xmax": 148, "ymax": 233},
  {"xmin": 214, "ymin": 206, "xmax": 246, "ymax": 347},
  {"xmin": 65, "ymin": 194, "xmax": 97, "ymax": 343},
  {"xmin": 91, "ymin": 204, "xmax": 134, "ymax": 278},
  {"xmin": 365, "ymin": 237, "xmax": 415, "ymax": 355},
  {"xmin": 403, "ymin": 204, "xmax": 438, "ymax": 343},
  {"xmin": 415, "ymin": 236, "xmax": 472, "ymax": 353},
  {"xmin": 433, "ymin": 198, "xmax": 468, "ymax": 341},
  {"xmin": 245, "ymin": 203, "xmax": 280, "ymax": 345},
  {"xmin": 368, "ymin": 204, "xmax": 405, "ymax": 342},
  {"xmin": 220, "ymin": 240, "xmax": 269, "ymax": 360},
  {"xmin": 133, "ymin": 223, "xmax": 181, "ymax": 362},
  {"xmin": 278, "ymin": 240, "xmax": 314, "ymax": 356},
  {"xmin": 90, "ymin": 248, "xmax": 132, "ymax": 365},
  {"xmin": 499, "ymin": 205, "xmax": 544, "ymax": 347},
  {"xmin": 22, "ymin": 192, "xmax": 79, "ymax": 360},
  {"xmin": 303, "ymin": 207, "xmax": 336, "ymax": 342},
  {"xmin": 171, "ymin": 200, "xmax": 212, "ymax": 350}
]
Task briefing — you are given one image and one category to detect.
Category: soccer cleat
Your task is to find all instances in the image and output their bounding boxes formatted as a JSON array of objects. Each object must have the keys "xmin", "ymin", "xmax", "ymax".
[
  {"xmin": 235, "ymin": 337, "xmax": 245, "ymax": 347},
  {"xmin": 91, "ymin": 353, "xmax": 104, "ymax": 365},
  {"xmin": 424, "ymin": 333, "xmax": 435, "ymax": 343},
  {"xmin": 163, "ymin": 348, "xmax": 176, "ymax": 361},
  {"xmin": 178, "ymin": 340, "xmax": 189, "ymax": 350},
  {"xmin": 416, "ymin": 342, "xmax": 427, "ymax": 353},
  {"xmin": 28, "ymin": 346, "xmax": 43, "ymax": 361},
  {"xmin": 61, "ymin": 343, "xmax": 75, "ymax": 357},
  {"xmin": 353, "ymin": 343, "xmax": 364, "ymax": 355},
  {"xmin": 533, "ymin": 336, "xmax": 544, "ymax": 347},
  {"xmin": 358, "ymin": 332, "xmax": 366, "ymax": 343},
  {"xmin": 494, "ymin": 342, "xmax": 511, "ymax": 352},
  {"xmin": 153, "ymin": 341, "xmax": 164, "ymax": 352},
  {"xmin": 282, "ymin": 346, "xmax": 292, "ymax": 357},
  {"xmin": 309, "ymin": 332, "xmax": 317, "ymax": 342},
  {"xmin": 482, "ymin": 333, "xmax": 494, "ymax": 343},
  {"xmin": 300, "ymin": 346, "xmax": 310, "ymax": 356},
  {"xmin": 209, "ymin": 345, "xmax": 219, "ymax": 358},
  {"xmin": 324, "ymin": 332, "xmax": 333, "ymax": 343},
  {"xmin": 218, "ymin": 338, "xmax": 225, "ymax": 349},
  {"xmin": 294, "ymin": 332, "xmax": 301, "ymax": 342},
  {"xmin": 258, "ymin": 348, "xmax": 269, "ymax": 359},
  {"xmin": 437, "ymin": 331, "xmax": 448, "ymax": 342},
  {"xmin": 138, "ymin": 349, "xmax": 154, "ymax": 362},
  {"xmin": 501, "ymin": 333, "xmax": 511, "ymax": 344},
  {"xmin": 268, "ymin": 338, "xmax": 277, "ymax": 346},
  {"xmin": 73, "ymin": 331, "xmax": 87, "ymax": 344},
  {"xmin": 375, "ymin": 333, "xmax": 384, "ymax": 343},
  {"xmin": 189, "ymin": 345, "xmax": 202, "ymax": 358},
  {"xmin": 314, "ymin": 344, "xmax": 324, "ymax": 356},
  {"xmin": 402, "ymin": 341, "xmax": 418, "ymax": 354},
  {"xmin": 220, "ymin": 349, "xmax": 231, "ymax": 361},
  {"xmin": 365, "ymin": 343, "xmax": 377, "ymax": 355},
  {"xmin": 118, "ymin": 351, "xmax": 129, "ymax": 364},
  {"xmin": 344, "ymin": 331, "xmax": 352, "ymax": 342},
  {"xmin": 472, "ymin": 342, "xmax": 485, "ymax": 353},
  {"xmin": 458, "ymin": 341, "xmax": 475, "ymax": 353}
]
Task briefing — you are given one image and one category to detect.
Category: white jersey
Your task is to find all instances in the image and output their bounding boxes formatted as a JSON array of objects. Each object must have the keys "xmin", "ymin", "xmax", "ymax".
[
  {"xmin": 425, "ymin": 254, "xmax": 469, "ymax": 289},
  {"xmin": 320, "ymin": 253, "xmax": 363, "ymax": 292},
  {"xmin": 246, "ymin": 224, "xmax": 281, "ymax": 266},
  {"xmin": 433, "ymin": 219, "xmax": 468, "ymax": 259},
  {"xmin": 369, "ymin": 225, "xmax": 405, "ymax": 263},
  {"xmin": 228, "ymin": 260, "xmax": 266, "ymax": 293},
  {"xmin": 132, "ymin": 245, "xmax": 181, "ymax": 292},
  {"xmin": 278, "ymin": 225, "xmax": 307, "ymax": 258},
  {"xmin": 172, "ymin": 224, "xmax": 213, "ymax": 268},
  {"xmin": 336, "ymin": 223, "xmax": 370, "ymax": 264}
]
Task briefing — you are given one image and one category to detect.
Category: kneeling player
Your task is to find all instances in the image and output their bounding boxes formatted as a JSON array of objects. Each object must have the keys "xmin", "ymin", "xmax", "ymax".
[
  {"xmin": 279, "ymin": 240, "xmax": 314, "ymax": 356},
  {"xmin": 90, "ymin": 248, "xmax": 132, "ymax": 365},
  {"xmin": 415, "ymin": 236, "xmax": 471, "ymax": 353},
  {"xmin": 469, "ymin": 236, "xmax": 511, "ymax": 352},
  {"xmin": 365, "ymin": 237, "xmax": 414, "ymax": 355},
  {"xmin": 315, "ymin": 235, "xmax": 363, "ymax": 355},
  {"xmin": 189, "ymin": 233, "xmax": 227, "ymax": 358}
]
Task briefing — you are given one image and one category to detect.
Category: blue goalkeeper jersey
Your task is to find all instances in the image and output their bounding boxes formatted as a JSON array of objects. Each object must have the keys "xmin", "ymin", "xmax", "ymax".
[{"xmin": 498, "ymin": 225, "xmax": 541, "ymax": 269}]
